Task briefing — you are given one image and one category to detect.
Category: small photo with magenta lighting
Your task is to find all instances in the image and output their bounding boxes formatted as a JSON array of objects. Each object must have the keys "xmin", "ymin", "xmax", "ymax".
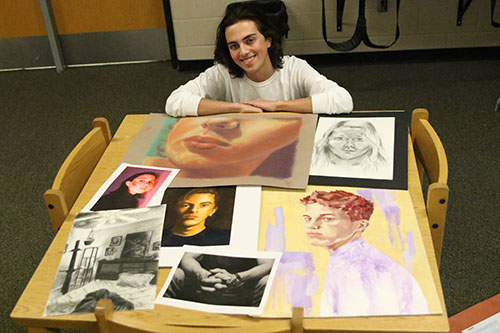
[{"xmin": 82, "ymin": 163, "xmax": 179, "ymax": 212}]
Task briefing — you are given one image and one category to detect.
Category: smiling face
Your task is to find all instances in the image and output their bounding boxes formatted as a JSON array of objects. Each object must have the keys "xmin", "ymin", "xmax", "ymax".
[
  {"xmin": 176, "ymin": 193, "xmax": 218, "ymax": 228},
  {"xmin": 303, "ymin": 203, "xmax": 365, "ymax": 252},
  {"xmin": 327, "ymin": 126, "xmax": 371, "ymax": 161},
  {"xmin": 165, "ymin": 117, "xmax": 302, "ymax": 177},
  {"xmin": 225, "ymin": 20, "xmax": 274, "ymax": 82},
  {"xmin": 125, "ymin": 174, "xmax": 157, "ymax": 195}
]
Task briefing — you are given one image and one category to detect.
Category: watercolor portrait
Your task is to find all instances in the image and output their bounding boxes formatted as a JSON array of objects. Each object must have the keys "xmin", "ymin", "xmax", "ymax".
[{"xmin": 258, "ymin": 186, "xmax": 442, "ymax": 318}]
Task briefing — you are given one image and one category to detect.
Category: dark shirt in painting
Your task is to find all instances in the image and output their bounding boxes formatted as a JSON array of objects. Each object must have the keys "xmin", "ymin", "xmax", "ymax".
[
  {"xmin": 91, "ymin": 187, "xmax": 140, "ymax": 211},
  {"xmin": 162, "ymin": 228, "xmax": 231, "ymax": 247}
]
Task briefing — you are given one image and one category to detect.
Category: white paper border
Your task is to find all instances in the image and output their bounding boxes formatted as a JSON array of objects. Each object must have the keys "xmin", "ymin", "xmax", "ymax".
[{"xmin": 156, "ymin": 246, "xmax": 282, "ymax": 316}]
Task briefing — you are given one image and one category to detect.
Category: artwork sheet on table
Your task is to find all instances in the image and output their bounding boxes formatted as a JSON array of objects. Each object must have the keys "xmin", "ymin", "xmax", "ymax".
[
  {"xmin": 121, "ymin": 113, "xmax": 317, "ymax": 189},
  {"xmin": 258, "ymin": 186, "xmax": 442, "ymax": 318},
  {"xmin": 156, "ymin": 246, "xmax": 282, "ymax": 316},
  {"xmin": 309, "ymin": 111, "xmax": 408, "ymax": 190},
  {"xmin": 44, "ymin": 205, "xmax": 166, "ymax": 316},
  {"xmin": 159, "ymin": 186, "xmax": 261, "ymax": 267},
  {"xmin": 82, "ymin": 163, "xmax": 179, "ymax": 212}
]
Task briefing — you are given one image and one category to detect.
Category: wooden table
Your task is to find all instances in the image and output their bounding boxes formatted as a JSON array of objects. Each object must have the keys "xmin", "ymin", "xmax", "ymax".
[{"xmin": 11, "ymin": 114, "xmax": 450, "ymax": 332}]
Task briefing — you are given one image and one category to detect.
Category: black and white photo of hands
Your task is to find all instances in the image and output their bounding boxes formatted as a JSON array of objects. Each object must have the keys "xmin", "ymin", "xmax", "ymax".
[{"xmin": 196, "ymin": 268, "xmax": 243, "ymax": 293}]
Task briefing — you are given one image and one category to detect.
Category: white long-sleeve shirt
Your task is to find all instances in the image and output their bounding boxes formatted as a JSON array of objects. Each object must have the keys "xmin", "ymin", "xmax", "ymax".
[{"xmin": 165, "ymin": 55, "xmax": 353, "ymax": 117}]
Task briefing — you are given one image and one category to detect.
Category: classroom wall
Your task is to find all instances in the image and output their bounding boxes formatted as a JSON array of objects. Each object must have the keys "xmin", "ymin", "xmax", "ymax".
[
  {"xmin": 0, "ymin": 0, "xmax": 165, "ymax": 38},
  {"xmin": 0, "ymin": 0, "xmax": 47, "ymax": 38},
  {"xmin": 170, "ymin": 0, "xmax": 500, "ymax": 61},
  {"xmin": 1, "ymin": 0, "xmax": 499, "ymax": 70},
  {"xmin": 0, "ymin": 0, "xmax": 170, "ymax": 69}
]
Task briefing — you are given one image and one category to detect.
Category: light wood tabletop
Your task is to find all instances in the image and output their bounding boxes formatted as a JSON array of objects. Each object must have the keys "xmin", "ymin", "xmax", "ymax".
[{"xmin": 11, "ymin": 114, "xmax": 449, "ymax": 332}]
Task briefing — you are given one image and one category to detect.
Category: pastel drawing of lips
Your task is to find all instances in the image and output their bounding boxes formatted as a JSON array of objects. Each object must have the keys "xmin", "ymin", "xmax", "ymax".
[
  {"xmin": 184, "ymin": 135, "xmax": 230, "ymax": 149},
  {"xmin": 306, "ymin": 232, "xmax": 323, "ymax": 238}
]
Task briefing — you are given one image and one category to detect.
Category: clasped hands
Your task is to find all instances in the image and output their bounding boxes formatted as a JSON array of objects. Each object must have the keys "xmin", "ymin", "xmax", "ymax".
[
  {"xmin": 238, "ymin": 99, "xmax": 280, "ymax": 113},
  {"xmin": 196, "ymin": 268, "xmax": 243, "ymax": 293}
]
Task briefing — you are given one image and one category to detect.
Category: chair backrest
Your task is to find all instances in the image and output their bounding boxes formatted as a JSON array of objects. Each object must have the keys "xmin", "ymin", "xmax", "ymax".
[
  {"xmin": 44, "ymin": 117, "xmax": 111, "ymax": 232},
  {"xmin": 95, "ymin": 298, "xmax": 301, "ymax": 332},
  {"xmin": 411, "ymin": 108, "xmax": 449, "ymax": 266}
]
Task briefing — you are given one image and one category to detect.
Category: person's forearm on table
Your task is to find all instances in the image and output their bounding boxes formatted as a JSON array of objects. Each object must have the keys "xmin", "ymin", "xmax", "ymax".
[
  {"xmin": 278, "ymin": 97, "xmax": 313, "ymax": 113},
  {"xmin": 243, "ymin": 97, "xmax": 313, "ymax": 114},
  {"xmin": 198, "ymin": 98, "xmax": 262, "ymax": 115}
]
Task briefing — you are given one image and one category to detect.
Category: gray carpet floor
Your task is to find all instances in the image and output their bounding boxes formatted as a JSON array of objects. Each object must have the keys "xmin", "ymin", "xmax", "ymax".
[{"xmin": 1, "ymin": 55, "xmax": 499, "ymax": 332}]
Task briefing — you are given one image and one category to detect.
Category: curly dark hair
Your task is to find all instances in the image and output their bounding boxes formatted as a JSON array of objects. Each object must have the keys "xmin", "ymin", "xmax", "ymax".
[{"xmin": 214, "ymin": 4, "xmax": 284, "ymax": 78}]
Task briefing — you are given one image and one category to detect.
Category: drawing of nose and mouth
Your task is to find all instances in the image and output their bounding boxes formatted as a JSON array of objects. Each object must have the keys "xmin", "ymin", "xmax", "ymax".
[
  {"xmin": 202, "ymin": 118, "xmax": 240, "ymax": 130},
  {"xmin": 197, "ymin": 118, "xmax": 243, "ymax": 141},
  {"xmin": 184, "ymin": 135, "xmax": 230, "ymax": 149},
  {"xmin": 342, "ymin": 141, "xmax": 357, "ymax": 153},
  {"xmin": 307, "ymin": 229, "xmax": 323, "ymax": 238},
  {"xmin": 307, "ymin": 231, "xmax": 323, "ymax": 238},
  {"xmin": 306, "ymin": 222, "xmax": 323, "ymax": 238}
]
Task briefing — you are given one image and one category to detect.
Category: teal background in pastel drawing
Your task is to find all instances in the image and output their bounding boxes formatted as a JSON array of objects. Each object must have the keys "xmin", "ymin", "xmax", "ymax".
[{"xmin": 145, "ymin": 118, "xmax": 178, "ymax": 158}]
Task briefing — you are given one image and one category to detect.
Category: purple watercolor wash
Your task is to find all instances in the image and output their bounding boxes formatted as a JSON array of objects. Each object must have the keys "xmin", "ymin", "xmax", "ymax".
[
  {"xmin": 264, "ymin": 207, "xmax": 319, "ymax": 316},
  {"xmin": 358, "ymin": 189, "xmax": 403, "ymax": 244},
  {"xmin": 384, "ymin": 205, "xmax": 402, "ymax": 244},
  {"xmin": 403, "ymin": 231, "xmax": 416, "ymax": 269},
  {"xmin": 357, "ymin": 189, "xmax": 418, "ymax": 268},
  {"xmin": 273, "ymin": 252, "xmax": 319, "ymax": 315},
  {"xmin": 265, "ymin": 206, "xmax": 286, "ymax": 252}
]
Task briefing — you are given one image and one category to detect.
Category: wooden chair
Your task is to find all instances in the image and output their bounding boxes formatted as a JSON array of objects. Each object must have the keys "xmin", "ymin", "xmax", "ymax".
[
  {"xmin": 44, "ymin": 117, "xmax": 111, "ymax": 232},
  {"xmin": 95, "ymin": 299, "xmax": 304, "ymax": 332},
  {"xmin": 411, "ymin": 108, "xmax": 449, "ymax": 266}
]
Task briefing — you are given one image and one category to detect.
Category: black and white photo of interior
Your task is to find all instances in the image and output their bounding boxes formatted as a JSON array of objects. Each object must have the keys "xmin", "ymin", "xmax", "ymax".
[{"xmin": 44, "ymin": 206, "xmax": 165, "ymax": 316}]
